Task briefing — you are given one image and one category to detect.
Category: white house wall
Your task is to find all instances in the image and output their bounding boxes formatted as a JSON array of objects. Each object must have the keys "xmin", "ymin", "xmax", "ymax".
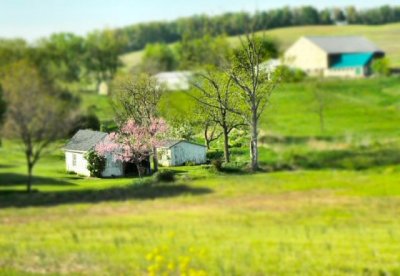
[
  {"xmin": 170, "ymin": 142, "xmax": 207, "ymax": 166},
  {"xmin": 102, "ymin": 153, "xmax": 124, "ymax": 177},
  {"xmin": 65, "ymin": 151, "xmax": 123, "ymax": 177},
  {"xmin": 65, "ymin": 151, "xmax": 91, "ymax": 177}
]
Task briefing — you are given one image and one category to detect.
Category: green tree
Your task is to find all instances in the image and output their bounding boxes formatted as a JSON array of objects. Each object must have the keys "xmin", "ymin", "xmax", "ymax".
[
  {"xmin": 140, "ymin": 43, "xmax": 178, "ymax": 73},
  {"xmin": 111, "ymin": 73, "xmax": 164, "ymax": 171},
  {"xmin": 35, "ymin": 33, "xmax": 86, "ymax": 83},
  {"xmin": 228, "ymin": 34, "xmax": 281, "ymax": 171},
  {"xmin": 191, "ymin": 68, "xmax": 245, "ymax": 162},
  {"xmin": 2, "ymin": 60, "xmax": 74, "ymax": 192},
  {"xmin": 85, "ymin": 29, "xmax": 127, "ymax": 90}
]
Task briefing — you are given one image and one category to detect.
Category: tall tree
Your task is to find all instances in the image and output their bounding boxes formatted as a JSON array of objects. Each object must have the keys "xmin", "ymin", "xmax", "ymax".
[
  {"xmin": 228, "ymin": 34, "xmax": 280, "ymax": 171},
  {"xmin": 140, "ymin": 43, "xmax": 178, "ymax": 74},
  {"xmin": 2, "ymin": 60, "xmax": 73, "ymax": 192},
  {"xmin": 191, "ymin": 68, "xmax": 245, "ymax": 162},
  {"xmin": 111, "ymin": 73, "xmax": 164, "ymax": 171},
  {"xmin": 85, "ymin": 29, "xmax": 126, "ymax": 90}
]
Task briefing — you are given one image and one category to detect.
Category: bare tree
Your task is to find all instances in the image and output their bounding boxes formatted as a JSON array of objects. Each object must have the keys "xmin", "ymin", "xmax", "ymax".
[
  {"xmin": 227, "ymin": 33, "xmax": 280, "ymax": 171},
  {"xmin": 191, "ymin": 68, "xmax": 245, "ymax": 163},
  {"xmin": 111, "ymin": 73, "xmax": 164, "ymax": 172},
  {"xmin": 2, "ymin": 60, "xmax": 73, "ymax": 192}
]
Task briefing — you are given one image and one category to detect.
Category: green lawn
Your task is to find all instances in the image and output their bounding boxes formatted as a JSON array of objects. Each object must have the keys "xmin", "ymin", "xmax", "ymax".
[
  {"xmin": 1, "ymin": 139, "xmax": 400, "ymax": 275},
  {"xmin": 121, "ymin": 23, "xmax": 400, "ymax": 70},
  {"xmin": 1, "ymin": 77, "xmax": 400, "ymax": 275}
]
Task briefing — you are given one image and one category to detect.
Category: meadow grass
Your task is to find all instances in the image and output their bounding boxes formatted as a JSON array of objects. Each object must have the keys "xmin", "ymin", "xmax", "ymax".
[{"xmin": 1, "ymin": 77, "xmax": 400, "ymax": 275}]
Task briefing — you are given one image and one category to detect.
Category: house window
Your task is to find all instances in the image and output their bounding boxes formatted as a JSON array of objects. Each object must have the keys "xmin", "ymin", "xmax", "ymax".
[{"xmin": 72, "ymin": 154, "xmax": 77, "ymax": 167}]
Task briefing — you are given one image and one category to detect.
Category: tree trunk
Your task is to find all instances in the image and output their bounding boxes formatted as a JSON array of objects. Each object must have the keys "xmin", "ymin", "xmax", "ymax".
[
  {"xmin": 250, "ymin": 115, "xmax": 258, "ymax": 172},
  {"xmin": 136, "ymin": 163, "xmax": 142, "ymax": 178},
  {"xmin": 152, "ymin": 147, "xmax": 158, "ymax": 173},
  {"xmin": 223, "ymin": 127, "xmax": 230, "ymax": 163},
  {"xmin": 27, "ymin": 163, "xmax": 33, "ymax": 193},
  {"xmin": 204, "ymin": 125, "xmax": 210, "ymax": 150}
]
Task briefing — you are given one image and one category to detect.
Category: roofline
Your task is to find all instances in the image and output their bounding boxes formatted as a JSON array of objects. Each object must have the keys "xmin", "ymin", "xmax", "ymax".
[
  {"xmin": 158, "ymin": 140, "xmax": 207, "ymax": 149},
  {"xmin": 63, "ymin": 149, "xmax": 88, "ymax": 154},
  {"xmin": 302, "ymin": 36, "xmax": 384, "ymax": 54}
]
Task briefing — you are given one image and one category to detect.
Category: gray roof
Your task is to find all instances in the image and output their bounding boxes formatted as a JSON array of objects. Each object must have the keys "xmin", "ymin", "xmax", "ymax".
[
  {"xmin": 158, "ymin": 139, "xmax": 206, "ymax": 149},
  {"xmin": 64, "ymin": 130, "xmax": 107, "ymax": 152},
  {"xmin": 305, "ymin": 36, "xmax": 383, "ymax": 54}
]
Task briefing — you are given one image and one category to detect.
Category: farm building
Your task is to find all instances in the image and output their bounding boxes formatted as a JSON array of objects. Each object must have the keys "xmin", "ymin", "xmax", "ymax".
[
  {"xmin": 284, "ymin": 36, "xmax": 385, "ymax": 77},
  {"xmin": 63, "ymin": 130, "xmax": 125, "ymax": 177},
  {"xmin": 64, "ymin": 130, "xmax": 206, "ymax": 177},
  {"xmin": 157, "ymin": 140, "xmax": 207, "ymax": 166},
  {"xmin": 154, "ymin": 71, "xmax": 193, "ymax": 91}
]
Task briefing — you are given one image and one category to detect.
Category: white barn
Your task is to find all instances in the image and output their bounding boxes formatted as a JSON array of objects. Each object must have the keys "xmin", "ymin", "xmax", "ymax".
[
  {"xmin": 154, "ymin": 71, "xmax": 193, "ymax": 91},
  {"xmin": 157, "ymin": 140, "xmax": 207, "ymax": 166},
  {"xmin": 63, "ymin": 130, "xmax": 124, "ymax": 177}
]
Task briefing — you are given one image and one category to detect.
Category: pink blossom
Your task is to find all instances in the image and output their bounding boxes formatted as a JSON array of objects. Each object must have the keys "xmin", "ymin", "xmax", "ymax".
[{"xmin": 95, "ymin": 117, "xmax": 169, "ymax": 165}]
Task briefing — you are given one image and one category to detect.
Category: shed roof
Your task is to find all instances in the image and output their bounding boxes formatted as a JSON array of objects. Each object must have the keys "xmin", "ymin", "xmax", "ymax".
[
  {"xmin": 158, "ymin": 139, "xmax": 206, "ymax": 149},
  {"xmin": 64, "ymin": 130, "xmax": 107, "ymax": 152},
  {"xmin": 331, "ymin": 53, "xmax": 374, "ymax": 68},
  {"xmin": 305, "ymin": 36, "xmax": 383, "ymax": 54}
]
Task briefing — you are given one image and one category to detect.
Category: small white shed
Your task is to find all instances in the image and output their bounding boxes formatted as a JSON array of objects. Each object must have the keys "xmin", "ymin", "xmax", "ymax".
[
  {"xmin": 63, "ymin": 130, "xmax": 124, "ymax": 177},
  {"xmin": 157, "ymin": 140, "xmax": 207, "ymax": 166},
  {"xmin": 154, "ymin": 71, "xmax": 193, "ymax": 91}
]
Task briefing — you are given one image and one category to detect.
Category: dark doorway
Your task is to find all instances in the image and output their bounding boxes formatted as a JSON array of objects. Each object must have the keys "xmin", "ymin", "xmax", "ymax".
[{"xmin": 124, "ymin": 159, "xmax": 151, "ymax": 176}]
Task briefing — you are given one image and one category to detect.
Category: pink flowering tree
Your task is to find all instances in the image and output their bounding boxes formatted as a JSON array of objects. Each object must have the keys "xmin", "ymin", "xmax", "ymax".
[{"xmin": 96, "ymin": 117, "xmax": 168, "ymax": 177}]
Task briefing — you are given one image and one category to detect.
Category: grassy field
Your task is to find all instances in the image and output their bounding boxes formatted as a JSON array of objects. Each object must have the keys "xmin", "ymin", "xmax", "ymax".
[
  {"xmin": 1, "ymin": 76, "xmax": 400, "ymax": 274},
  {"xmin": 121, "ymin": 23, "xmax": 400, "ymax": 70}
]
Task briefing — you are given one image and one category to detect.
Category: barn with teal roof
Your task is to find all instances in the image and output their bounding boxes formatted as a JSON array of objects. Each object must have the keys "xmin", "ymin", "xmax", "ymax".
[{"xmin": 285, "ymin": 36, "xmax": 385, "ymax": 78}]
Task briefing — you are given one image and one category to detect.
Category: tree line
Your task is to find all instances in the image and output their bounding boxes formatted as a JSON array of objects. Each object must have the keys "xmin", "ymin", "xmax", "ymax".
[{"xmin": 117, "ymin": 5, "xmax": 400, "ymax": 52}]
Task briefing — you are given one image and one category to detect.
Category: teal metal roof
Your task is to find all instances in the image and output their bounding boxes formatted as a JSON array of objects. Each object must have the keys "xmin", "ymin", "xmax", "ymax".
[{"xmin": 330, "ymin": 53, "xmax": 374, "ymax": 68}]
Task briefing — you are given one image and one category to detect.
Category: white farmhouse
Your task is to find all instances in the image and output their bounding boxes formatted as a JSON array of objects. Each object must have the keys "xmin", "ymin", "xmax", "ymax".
[
  {"xmin": 157, "ymin": 140, "xmax": 207, "ymax": 166},
  {"xmin": 63, "ymin": 130, "xmax": 124, "ymax": 177},
  {"xmin": 154, "ymin": 71, "xmax": 193, "ymax": 91}
]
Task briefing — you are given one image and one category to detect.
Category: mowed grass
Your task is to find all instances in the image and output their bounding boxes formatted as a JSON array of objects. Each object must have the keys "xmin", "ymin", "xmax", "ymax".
[
  {"xmin": 1, "ymin": 139, "xmax": 400, "ymax": 275},
  {"xmin": 1, "ymin": 77, "xmax": 400, "ymax": 274},
  {"xmin": 121, "ymin": 23, "xmax": 400, "ymax": 70}
]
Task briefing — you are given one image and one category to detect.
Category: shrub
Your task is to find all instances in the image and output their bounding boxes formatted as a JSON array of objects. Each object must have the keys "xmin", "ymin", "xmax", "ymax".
[
  {"xmin": 184, "ymin": 161, "xmax": 196, "ymax": 166},
  {"xmin": 154, "ymin": 170, "xmax": 175, "ymax": 182},
  {"xmin": 69, "ymin": 111, "xmax": 100, "ymax": 136},
  {"xmin": 211, "ymin": 159, "xmax": 223, "ymax": 172},
  {"xmin": 276, "ymin": 65, "xmax": 306, "ymax": 82},
  {"xmin": 372, "ymin": 57, "xmax": 391, "ymax": 76},
  {"xmin": 206, "ymin": 150, "xmax": 224, "ymax": 161},
  {"xmin": 86, "ymin": 150, "xmax": 106, "ymax": 177}
]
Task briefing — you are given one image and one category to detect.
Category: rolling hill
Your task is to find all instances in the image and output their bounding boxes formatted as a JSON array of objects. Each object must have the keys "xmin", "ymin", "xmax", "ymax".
[{"xmin": 121, "ymin": 23, "xmax": 400, "ymax": 70}]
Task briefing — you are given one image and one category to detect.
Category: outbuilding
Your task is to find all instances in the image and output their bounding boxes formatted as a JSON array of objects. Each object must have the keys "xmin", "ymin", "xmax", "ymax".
[
  {"xmin": 63, "ymin": 129, "xmax": 124, "ymax": 177},
  {"xmin": 154, "ymin": 71, "xmax": 193, "ymax": 91},
  {"xmin": 157, "ymin": 140, "xmax": 207, "ymax": 166},
  {"xmin": 284, "ymin": 36, "xmax": 385, "ymax": 77}
]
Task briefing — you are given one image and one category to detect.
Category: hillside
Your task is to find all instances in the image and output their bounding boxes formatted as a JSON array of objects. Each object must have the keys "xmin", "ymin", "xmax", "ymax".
[{"xmin": 121, "ymin": 23, "xmax": 400, "ymax": 70}]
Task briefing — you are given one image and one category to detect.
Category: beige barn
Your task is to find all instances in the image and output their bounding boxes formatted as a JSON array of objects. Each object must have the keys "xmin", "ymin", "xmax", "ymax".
[{"xmin": 284, "ymin": 36, "xmax": 385, "ymax": 77}]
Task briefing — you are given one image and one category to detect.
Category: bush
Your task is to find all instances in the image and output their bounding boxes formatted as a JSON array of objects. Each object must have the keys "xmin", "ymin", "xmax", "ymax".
[
  {"xmin": 211, "ymin": 159, "xmax": 223, "ymax": 172},
  {"xmin": 69, "ymin": 111, "xmax": 100, "ymax": 136},
  {"xmin": 206, "ymin": 150, "xmax": 224, "ymax": 161},
  {"xmin": 276, "ymin": 65, "xmax": 306, "ymax": 82},
  {"xmin": 372, "ymin": 57, "xmax": 391, "ymax": 76},
  {"xmin": 154, "ymin": 170, "xmax": 175, "ymax": 182},
  {"xmin": 184, "ymin": 161, "xmax": 196, "ymax": 166},
  {"xmin": 86, "ymin": 150, "xmax": 106, "ymax": 177}
]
